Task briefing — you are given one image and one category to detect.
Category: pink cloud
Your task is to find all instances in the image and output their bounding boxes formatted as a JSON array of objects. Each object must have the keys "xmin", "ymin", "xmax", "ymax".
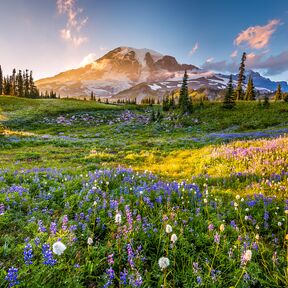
[
  {"xmin": 230, "ymin": 50, "xmax": 238, "ymax": 58},
  {"xmin": 234, "ymin": 19, "xmax": 280, "ymax": 49},
  {"xmin": 57, "ymin": 0, "xmax": 88, "ymax": 47},
  {"xmin": 189, "ymin": 42, "xmax": 199, "ymax": 56}
]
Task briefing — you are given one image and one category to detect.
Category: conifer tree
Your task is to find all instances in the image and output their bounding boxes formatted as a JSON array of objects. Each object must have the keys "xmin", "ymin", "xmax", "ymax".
[
  {"xmin": 223, "ymin": 75, "xmax": 235, "ymax": 108},
  {"xmin": 17, "ymin": 70, "xmax": 24, "ymax": 97},
  {"xmin": 178, "ymin": 70, "xmax": 192, "ymax": 114},
  {"xmin": 274, "ymin": 84, "xmax": 282, "ymax": 100},
  {"xmin": 245, "ymin": 75, "xmax": 256, "ymax": 100},
  {"xmin": 0, "ymin": 65, "xmax": 3, "ymax": 95},
  {"xmin": 263, "ymin": 95, "xmax": 270, "ymax": 108},
  {"xmin": 235, "ymin": 52, "xmax": 246, "ymax": 100}
]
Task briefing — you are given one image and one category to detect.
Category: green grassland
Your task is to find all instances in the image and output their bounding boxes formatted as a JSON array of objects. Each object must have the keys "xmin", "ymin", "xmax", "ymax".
[{"xmin": 1, "ymin": 95, "xmax": 288, "ymax": 196}]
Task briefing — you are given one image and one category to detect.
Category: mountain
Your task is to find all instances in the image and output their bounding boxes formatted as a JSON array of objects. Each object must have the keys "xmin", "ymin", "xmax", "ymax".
[
  {"xmin": 219, "ymin": 70, "xmax": 288, "ymax": 92},
  {"xmin": 36, "ymin": 46, "xmax": 288, "ymax": 101},
  {"xmin": 36, "ymin": 47, "xmax": 198, "ymax": 98}
]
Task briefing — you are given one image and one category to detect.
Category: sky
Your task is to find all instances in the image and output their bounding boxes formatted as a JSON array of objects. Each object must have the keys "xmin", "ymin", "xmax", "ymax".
[{"xmin": 0, "ymin": 0, "xmax": 288, "ymax": 81}]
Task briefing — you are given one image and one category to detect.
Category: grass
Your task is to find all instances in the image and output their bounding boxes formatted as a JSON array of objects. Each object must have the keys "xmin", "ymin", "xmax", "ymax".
[{"xmin": 0, "ymin": 95, "xmax": 288, "ymax": 287}]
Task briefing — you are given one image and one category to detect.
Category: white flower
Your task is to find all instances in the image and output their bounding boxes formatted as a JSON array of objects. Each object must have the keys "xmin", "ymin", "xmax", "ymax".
[
  {"xmin": 203, "ymin": 198, "xmax": 208, "ymax": 204},
  {"xmin": 255, "ymin": 225, "xmax": 260, "ymax": 230},
  {"xmin": 115, "ymin": 213, "xmax": 122, "ymax": 224},
  {"xmin": 285, "ymin": 210, "xmax": 288, "ymax": 215},
  {"xmin": 52, "ymin": 241, "xmax": 66, "ymax": 256},
  {"xmin": 278, "ymin": 222, "xmax": 282, "ymax": 226},
  {"xmin": 158, "ymin": 257, "xmax": 170, "ymax": 270},
  {"xmin": 244, "ymin": 216, "xmax": 248, "ymax": 220},
  {"xmin": 87, "ymin": 237, "xmax": 93, "ymax": 245},
  {"xmin": 242, "ymin": 249, "xmax": 252, "ymax": 264},
  {"xmin": 171, "ymin": 234, "xmax": 178, "ymax": 243},
  {"xmin": 165, "ymin": 224, "xmax": 173, "ymax": 234},
  {"xmin": 234, "ymin": 202, "xmax": 238, "ymax": 207},
  {"xmin": 245, "ymin": 208, "xmax": 249, "ymax": 212},
  {"xmin": 255, "ymin": 234, "xmax": 260, "ymax": 240},
  {"xmin": 236, "ymin": 195, "xmax": 240, "ymax": 200}
]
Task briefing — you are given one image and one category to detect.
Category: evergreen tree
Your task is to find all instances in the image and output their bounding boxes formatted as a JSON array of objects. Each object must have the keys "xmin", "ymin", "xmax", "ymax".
[
  {"xmin": 0, "ymin": 65, "xmax": 3, "ymax": 95},
  {"xmin": 178, "ymin": 70, "xmax": 192, "ymax": 114},
  {"xmin": 17, "ymin": 70, "xmax": 24, "ymax": 97},
  {"xmin": 24, "ymin": 70, "xmax": 29, "ymax": 97},
  {"xmin": 235, "ymin": 52, "xmax": 246, "ymax": 100},
  {"xmin": 245, "ymin": 75, "xmax": 256, "ymax": 100},
  {"xmin": 149, "ymin": 109, "xmax": 156, "ymax": 122},
  {"xmin": 263, "ymin": 95, "xmax": 270, "ymax": 109},
  {"xmin": 223, "ymin": 74, "xmax": 235, "ymax": 108},
  {"xmin": 11, "ymin": 69, "xmax": 16, "ymax": 96},
  {"xmin": 274, "ymin": 84, "xmax": 282, "ymax": 100},
  {"xmin": 90, "ymin": 91, "xmax": 94, "ymax": 101}
]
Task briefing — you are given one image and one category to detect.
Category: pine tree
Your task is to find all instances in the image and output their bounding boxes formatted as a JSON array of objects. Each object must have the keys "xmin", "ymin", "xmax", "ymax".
[
  {"xmin": 24, "ymin": 70, "xmax": 29, "ymax": 97},
  {"xmin": 11, "ymin": 69, "xmax": 16, "ymax": 96},
  {"xmin": 0, "ymin": 65, "xmax": 3, "ymax": 95},
  {"xmin": 223, "ymin": 75, "xmax": 235, "ymax": 108},
  {"xmin": 90, "ymin": 91, "xmax": 94, "ymax": 101},
  {"xmin": 235, "ymin": 52, "xmax": 246, "ymax": 100},
  {"xmin": 17, "ymin": 70, "xmax": 24, "ymax": 97},
  {"xmin": 245, "ymin": 75, "xmax": 256, "ymax": 100},
  {"xmin": 263, "ymin": 95, "xmax": 270, "ymax": 109},
  {"xmin": 178, "ymin": 70, "xmax": 192, "ymax": 114},
  {"xmin": 274, "ymin": 84, "xmax": 282, "ymax": 100}
]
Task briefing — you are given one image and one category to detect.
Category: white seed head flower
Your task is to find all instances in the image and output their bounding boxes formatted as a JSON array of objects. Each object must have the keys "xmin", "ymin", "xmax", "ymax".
[
  {"xmin": 244, "ymin": 216, "xmax": 248, "ymax": 220},
  {"xmin": 236, "ymin": 195, "xmax": 240, "ymax": 200},
  {"xmin": 158, "ymin": 257, "xmax": 170, "ymax": 270},
  {"xmin": 234, "ymin": 202, "xmax": 238, "ymax": 207},
  {"xmin": 165, "ymin": 224, "xmax": 173, "ymax": 234},
  {"xmin": 52, "ymin": 241, "xmax": 66, "ymax": 256},
  {"xmin": 278, "ymin": 222, "xmax": 282, "ymax": 226},
  {"xmin": 241, "ymin": 198, "xmax": 244, "ymax": 202},
  {"xmin": 255, "ymin": 234, "xmax": 260, "ymax": 240},
  {"xmin": 242, "ymin": 249, "xmax": 252, "ymax": 263},
  {"xmin": 171, "ymin": 234, "xmax": 178, "ymax": 243},
  {"xmin": 87, "ymin": 237, "xmax": 93, "ymax": 245},
  {"xmin": 285, "ymin": 210, "xmax": 288, "ymax": 215},
  {"xmin": 115, "ymin": 213, "xmax": 122, "ymax": 224}
]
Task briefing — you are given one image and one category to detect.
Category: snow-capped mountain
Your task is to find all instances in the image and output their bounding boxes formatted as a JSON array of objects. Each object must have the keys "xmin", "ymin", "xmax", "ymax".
[
  {"xmin": 36, "ymin": 46, "xmax": 288, "ymax": 101},
  {"xmin": 36, "ymin": 47, "xmax": 198, "ymax": 98}
]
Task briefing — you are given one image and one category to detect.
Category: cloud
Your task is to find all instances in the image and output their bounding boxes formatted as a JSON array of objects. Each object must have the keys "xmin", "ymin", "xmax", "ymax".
[
  {"xmin": 230, "ymin": 50, "xmax": 238, "ymax": 58},
  {"xmin": 234, "ymin": 19, "xmax": 280, "ymax": 49},
  {"xmin": 189, "ymin": 42, "xmax": 199, "ymax": 56},
  {"xmin": 57, "ymin": 0, "xmax": 88, "ymax": 46},
  {"xmin": 205, "ymin": 57, "xmax": 214, "ymax": 63},
  {"xmin": 202, "ymin": 50, "xmax": 288, "ymax": 76},
  {"xmin": 80, "ymin": 53, "xmax": 97, "ymax": 67},
  {"xmin": 247, "ymin": 50, "xmax": 288, "ymax": 75},
  {"xmin": 202, "ymin": 59, "xmax": 238, "ymax": 73}
]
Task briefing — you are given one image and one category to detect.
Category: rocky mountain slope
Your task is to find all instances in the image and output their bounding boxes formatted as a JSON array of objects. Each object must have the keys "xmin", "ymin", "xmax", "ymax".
[{"xmin": 36, "ymin": 47, "xmax": 288, "ymax": 101}]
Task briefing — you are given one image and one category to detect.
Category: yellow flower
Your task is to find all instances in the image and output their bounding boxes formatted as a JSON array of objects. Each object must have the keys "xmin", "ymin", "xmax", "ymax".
[{"xmin": 220, "ymin": 224, "xmax": 225, "ymax": 232}]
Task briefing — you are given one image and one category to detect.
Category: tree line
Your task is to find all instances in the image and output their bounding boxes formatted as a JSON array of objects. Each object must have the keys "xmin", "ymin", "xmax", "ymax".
[{"xmin": 0, "ymin": 65, "xmax": 58, "ymax": 99}]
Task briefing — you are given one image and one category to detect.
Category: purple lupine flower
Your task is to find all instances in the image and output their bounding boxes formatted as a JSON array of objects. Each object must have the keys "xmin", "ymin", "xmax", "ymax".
[
  {"xmin": 0, "ymin": 203, "xmax": 5, "ymax": 215},
  {"xmin": 34, "ymin": 237, "xmax": 40, "ymax": 246},
  {"xmin": 5, "ymin": 267, "xmax": 19, "ymax": 287},
  {"xmin": 50, "ymin": 221, "xmax": 57, "ymax": 235},
  {"xmin": 264, "ymin": 211, "xmax": 269, "ymax": 221},
  {"xmin": 120, "ymin": 269, "xmax": 128, "ymax": 284},
  {"xmin": 107, "ymin": 254, "xmax": 114, "ymax": 265},
  {"xmin": 214, "ymin": 232, "xmax": 220, "ymax": 244},
  {"xmin": 193, "ymin": 262, "xmax": 200, "ymax": 274},
  {"xmin": 62, "ymin": 215, "xmax": 68, "ymax": 231},
  {"xmin": 197, "ymin": 276, "xmax": 202, "ymax": 284},
  {"xmin": 38, "ymin": 220, "xmax": 47, "ymax": 232},
  {"xmin": 23, "ymin": 243, "xmax": 33, "ymax": 265},
  {"xmin": 42, "ymin": 244, "xmax": 57, "ymax": 266},
  {"xmin": 208, "ymin": 223, "xmax": 214, "ymax": 231},
  {"xmin": 127, "ymin": 243, "xmax": 135, "ymax": 268},
  {"xmin": 125, "ymin": 205, "xmax": 133, "ymax": 232}
]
